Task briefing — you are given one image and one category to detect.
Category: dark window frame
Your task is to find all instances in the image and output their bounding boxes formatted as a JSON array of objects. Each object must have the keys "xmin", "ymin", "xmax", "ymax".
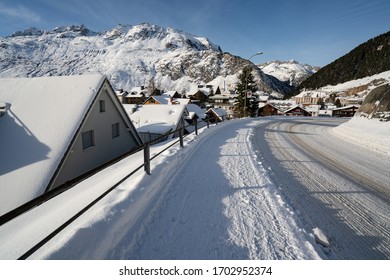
[
  {"xmin": 82, "ymin": 130, "xmax": 95, "ymax": 149},
  {"xmin": 112, "ymin": 123, "xmax": 120, "ymax": 138}
]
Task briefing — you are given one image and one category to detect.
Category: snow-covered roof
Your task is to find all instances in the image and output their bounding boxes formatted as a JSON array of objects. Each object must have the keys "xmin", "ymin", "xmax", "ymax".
[
  {"xmin": 208, "ymin": 94, "xmax": 231, "ymax": 100},
  {"xmin": 207, "ymin": 107, "xmax": 227, "ymax": 117},
  {"xmin": 331, "ymin": 105, "xmax": 360, "ymax": 111},
  {"xmin": 0, "ymin": 74, "xmax": 106, "ymax": 216},
  {"xmin": 259, "ymin": 96, "xmax": 269, "ymax": 102},
  {"xmin": 162, "ymin": 91, "xmax": 179, "ymax": 97},
  {"xmin": 284, "ymin": 104, "xmax": 311, "ymax": 113},
  {"xmin": 124, "ymin": 104, "xmax": 188, "ymax": 134},
  {"xmin": 146, "ymin": 95, "xmax": 191, "ymax": 105},
  {"xmin": 186, "ymin": 104, "xmax": 206, "ymax": 119},
  {"xmin": 130, "ymin": 86, "xmax": 147, "ymax": 93}
]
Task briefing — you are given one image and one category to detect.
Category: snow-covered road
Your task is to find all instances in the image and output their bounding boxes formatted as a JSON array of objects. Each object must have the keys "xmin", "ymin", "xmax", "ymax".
[
  {"xmin": 124, "ymin": 119, "xmax": 322, "ymax": 260},
  {"xmin": 11, "ymin": 117, "xmax": 389, "ymax": 260},
  {"xmin": 253, "ymin": 118, "xmax": 390, "ymax": 259}
]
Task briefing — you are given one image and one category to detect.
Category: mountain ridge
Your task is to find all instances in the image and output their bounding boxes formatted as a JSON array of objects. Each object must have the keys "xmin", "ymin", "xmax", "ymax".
[
  {"xmin": 259, "ymin": 60, "xmax": 320, "ymax": 87},
  {"xmin": 0, "ymin": 23, "xmax": 293, "ymax": 96}
]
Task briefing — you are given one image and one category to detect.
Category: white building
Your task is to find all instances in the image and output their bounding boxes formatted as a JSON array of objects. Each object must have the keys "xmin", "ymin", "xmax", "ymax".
[{"xmin": 0, "ymin": 75, "xmax": 142, "ymax": 216}]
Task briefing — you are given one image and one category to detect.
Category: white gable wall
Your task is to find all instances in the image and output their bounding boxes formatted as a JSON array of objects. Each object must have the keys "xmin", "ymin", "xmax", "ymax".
[{"xmin": 49, "ymin": 81, "xmax": 141, "ymax": 189}]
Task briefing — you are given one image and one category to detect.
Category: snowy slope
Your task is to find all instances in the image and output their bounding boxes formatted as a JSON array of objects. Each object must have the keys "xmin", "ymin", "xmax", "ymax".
[
  {"xmin": 259, "ymin": 60, "xmax": 319, "ymax": 87},
  {"xmin": 294, "ymin": 70, "xmax": 390, "ymax": 104},
  {"xmin": 0, "ymin": 23, "xmax": 290, "ymax": 95}
]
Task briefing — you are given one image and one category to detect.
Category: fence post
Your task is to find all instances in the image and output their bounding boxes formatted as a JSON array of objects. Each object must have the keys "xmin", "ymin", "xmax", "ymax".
[
  {"xmin": 144, "ymin": 144, "xmax": 151, "ymax": 175},
  {"xmin": 207, "ymin": 118, "xmax": 210, "ymax": 128},
  {"xmin": 179, "ymin": 126, "xmax": 184, "ymax": 147},
  {"xmin": 195, "ymin": 120, "xmax": 198, "ymax": 135}
]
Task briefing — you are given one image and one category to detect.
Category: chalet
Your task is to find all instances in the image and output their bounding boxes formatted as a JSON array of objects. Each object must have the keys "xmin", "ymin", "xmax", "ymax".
[
  {"xmin": 331, "ymin": 105, "xmax": 360, "ymax": 117},
  {"xmin": 208, "ymin": 94, "xmax": 237, "ymax": 118},
  {"xmin": 125, "ymin": 104, "xmax": 189, "ymax": 144},
  {"xmin": 206, "ymin": 108, "xmax": 228, "ymax": 123},
  {"xmin": 257, "ymin": 103, "xmax": 280, "ymax": 117},
  {"xmin": 143, "ymin": 95, "xmax": 191, "ymax": 105},
  {"xmin": 0, "ymin": 75, "xmax": 143, "ymax": 216},
  {"xmin": 184, "ymin": 103, "xmax": 207, "ymax": 133},
  {"xmin": 186, "ymin": 87, "xmax": 211, "ymax": 107},
  {"xmin": 283, "ymin": 105, "xmax": 312, "ymax": 116},
  {"xmin": 122, "ymin": 91, "xmax": 146, "ymax": 104},
  {"xmin": 117, "ymin": 86, "xmax": 148, "ymax": 104}
]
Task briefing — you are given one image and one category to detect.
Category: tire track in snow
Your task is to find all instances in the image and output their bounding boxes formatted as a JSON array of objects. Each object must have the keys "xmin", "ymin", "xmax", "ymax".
[
  {"xmin": 254, "ymin": 118, "xmax": 390, "ymax": 259},
  {"xmin": 214, "ymin": 120, "xmax": 321, "ymax": 259}
]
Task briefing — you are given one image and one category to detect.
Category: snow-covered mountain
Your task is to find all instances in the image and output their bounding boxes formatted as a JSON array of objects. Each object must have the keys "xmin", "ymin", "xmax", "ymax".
[
  {"xmin": 0, "ymin": 23, "xmax": 292, "ymax": 96},
  {"xmin": 259, "ymin": 60, "xmax": 320, "ymax": 87}
]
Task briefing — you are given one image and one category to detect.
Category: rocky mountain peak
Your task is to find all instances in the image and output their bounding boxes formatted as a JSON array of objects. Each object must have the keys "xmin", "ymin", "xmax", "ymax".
[{"xmin": 0, "ymin": 23, "xmax": 290, "ymax": 95}]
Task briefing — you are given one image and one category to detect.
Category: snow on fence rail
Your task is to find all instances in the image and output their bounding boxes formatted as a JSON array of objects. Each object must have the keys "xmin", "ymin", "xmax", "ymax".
[{"xmin": 0, "ymin": 115, "xmax": 223, "ymax": 259}]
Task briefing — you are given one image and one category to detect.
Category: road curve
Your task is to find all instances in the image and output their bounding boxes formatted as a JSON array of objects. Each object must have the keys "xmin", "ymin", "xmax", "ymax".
[{"xmin": 252, "ymin": 117, "xmax": 390, "ymax": 259}]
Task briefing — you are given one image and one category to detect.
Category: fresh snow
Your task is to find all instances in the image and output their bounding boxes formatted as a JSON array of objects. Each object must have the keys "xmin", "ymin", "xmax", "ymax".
[
  {"xmin": 0, "ymin": 75, "xmax": 105, "ymax": 216},
  {"xmin": 259, "ymin": 60, "xmax": 318, "ymax": 87},
  {"xmin": 1, "ymin": 114, "xmax": 388, "ymax": 260},
  {"xmin": 0, "ymin": 23, "xmax": 291, "ymax": 96},
  {"xmin": 125, "ymin": 104, "xmax": 187, "ymax": 134},
  {"xmin": 331, "ymin": 116, "xmax": 390, "ymax": 155}
]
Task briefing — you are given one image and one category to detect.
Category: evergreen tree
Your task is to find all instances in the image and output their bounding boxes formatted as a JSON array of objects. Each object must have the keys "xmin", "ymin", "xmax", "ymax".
[
  {"xmin": 317, "ymin": 97, "xmax": 325, "ymax": 109},
  {"xmin": 233, "ymin": 66, "xmax": 258, "ymax": 117},
  {"xmin": 334, "ymin": 98, "xmax": 342, "ymax": 108}
]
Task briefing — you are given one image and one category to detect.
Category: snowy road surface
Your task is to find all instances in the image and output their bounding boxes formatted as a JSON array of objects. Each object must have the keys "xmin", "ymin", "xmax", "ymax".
[
  {"xmin": 252, "ymin": 118, "xmax": 390, "ymax": 259},
  {"xmin": 22, "ymin": 117, "xmax": 390, "ymax": 259}
]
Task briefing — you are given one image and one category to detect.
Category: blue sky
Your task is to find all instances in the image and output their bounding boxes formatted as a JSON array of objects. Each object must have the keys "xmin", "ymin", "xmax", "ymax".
[{"xmin": 0, "ymin": 0, "xmax": 389, "ymax": 66}]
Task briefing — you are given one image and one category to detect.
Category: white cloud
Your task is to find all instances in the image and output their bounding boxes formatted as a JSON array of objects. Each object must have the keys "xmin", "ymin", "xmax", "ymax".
[{"xmin": 0, "ymin": 3, "xmax": 41, "ymax": 24}]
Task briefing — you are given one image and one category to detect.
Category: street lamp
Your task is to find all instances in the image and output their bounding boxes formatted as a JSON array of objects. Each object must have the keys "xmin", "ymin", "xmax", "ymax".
[{"xmin": 244, "ymin": 52, "xmax": 263, "ymax": 117}]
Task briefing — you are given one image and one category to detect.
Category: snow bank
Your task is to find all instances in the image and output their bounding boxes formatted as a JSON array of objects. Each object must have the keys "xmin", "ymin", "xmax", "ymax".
[{"xmin": 331, "ymin": 117, "xmax": 390, "ymax": 155}]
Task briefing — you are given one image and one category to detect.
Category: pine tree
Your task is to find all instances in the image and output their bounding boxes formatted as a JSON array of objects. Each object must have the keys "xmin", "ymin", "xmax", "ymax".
[{"xmin": 233, "ymin": 66, "xmax": 258, "ymax": 117}]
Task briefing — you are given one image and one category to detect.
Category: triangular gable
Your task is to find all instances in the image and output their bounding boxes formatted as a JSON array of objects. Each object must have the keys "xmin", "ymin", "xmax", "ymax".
[
  {"xmin": 48, "ymin": 77, "xmax": 143, "ymax": 190},
  {"xmin": 0, "ymin": 75, "xmax": 103, "ymax": 215},
  {"xmin": 0, "ymin": 75, "xmax": 142, "ymax": 215}
]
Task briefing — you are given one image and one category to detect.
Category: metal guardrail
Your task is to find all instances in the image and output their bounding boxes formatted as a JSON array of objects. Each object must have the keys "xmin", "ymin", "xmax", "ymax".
[{"xmin": 0, "ymin": 115, "xmax": 224, "ymax": 259}]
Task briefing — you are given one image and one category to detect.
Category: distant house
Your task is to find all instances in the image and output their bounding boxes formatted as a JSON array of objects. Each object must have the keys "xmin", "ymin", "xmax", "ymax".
[
  {"xmin": 295, "ymin": 90, "xmax": 323, "ymax": 106},
  {"xmin": 208, "ymin": 94, "xmax": 237, "ymax": 118},
  {"xmin": 206, "ymin": 108, "xmax": 227, "ymax": 123},
  {"xmin": 162, "ymin": 91, "xmax": 181, "ymax": 98},
  {"xmin": 125, "ymin": 104, "xmax": 189, "ymax": 144},
  {"xmin": 185, "ymin": 104, "xmax": 207, "ymax": 133},
  {"xmin": 143, "ymin": 95, "xmax": 191, "ymax": 105},
  {"xmin": 0, "ymin": 75, "xmax": 143, "ymax": 216},
  {"xmin": 143, "ymin": 95, "xmax": 168, "ymax": 105},
  {"xmin": 331, "ymin": 105, "xmax": 360, "ymax": 117},
  {"xmin": 283, "ymin": 105, "xmax": 311, "ymax": 116},
  {"xmin": 117, "ymin": 86, "xmax": 148, "ymax": 104},
  {"xmin": 186, "ymin": 87, "xmax": 210, "ymax": 107},
  {"xmin": 257, "ymin": 103, "xmax": 280, "ymax": 117}
]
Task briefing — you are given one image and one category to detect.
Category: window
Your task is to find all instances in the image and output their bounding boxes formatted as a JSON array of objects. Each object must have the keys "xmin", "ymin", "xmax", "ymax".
[
  {"xmin": 99, "ymin": 100, "xmax": 105, "ymax": 112},
  {"xmin": 112, "ymin": 123, "xmax": 120, "ymax": 138},
  {"xmin": 82, "ymin": 130, "xmax": 95, "ymax": 149}
]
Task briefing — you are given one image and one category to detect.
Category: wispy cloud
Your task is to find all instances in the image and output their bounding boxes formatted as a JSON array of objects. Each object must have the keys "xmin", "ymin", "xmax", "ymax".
[{"xmin": 0, "ymin": 3, "xmax": 41, "ymax": 23}]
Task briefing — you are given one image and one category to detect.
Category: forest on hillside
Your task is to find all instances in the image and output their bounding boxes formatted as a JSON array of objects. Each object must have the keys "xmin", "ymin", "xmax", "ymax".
[{"xmin": 297, "ymin": 31, "xmax": 390, "ymax": 91}]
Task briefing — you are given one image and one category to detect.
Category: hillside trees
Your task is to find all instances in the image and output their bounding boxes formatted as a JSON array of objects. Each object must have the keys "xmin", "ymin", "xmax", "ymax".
[{"xmin": 297, "ymin": 31, "xmax": 390, "ymax": 91}]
